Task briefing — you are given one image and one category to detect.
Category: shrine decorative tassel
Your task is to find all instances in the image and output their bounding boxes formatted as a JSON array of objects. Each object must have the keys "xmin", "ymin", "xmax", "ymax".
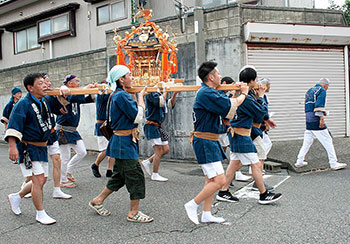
[
  {"xmin": 161, "ymin": 51, "xmax": 168, "ymax": 72},
  {"xmin": 117, "ymin": 49, "xmax": 126, "ymax": 65},
  {"xmin": 170, "ymin": 54, "xmax": 177, "ymax": 74}
]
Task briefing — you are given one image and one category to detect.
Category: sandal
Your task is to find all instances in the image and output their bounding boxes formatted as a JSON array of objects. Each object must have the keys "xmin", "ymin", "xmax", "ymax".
[
  {"xmin": 67, "ymin": 173, "xmax": 76, "ymax": 182},
  {"xmin": 89, "ymin": 201, "xmax": 111, "ymax": 216},
  {"xmin": 60, "ymin": 182, "xmax": 76, "ymax": 188},
  {"xmin": 127, "ymin": 211, "xmax": 153, "ymax": 223}
]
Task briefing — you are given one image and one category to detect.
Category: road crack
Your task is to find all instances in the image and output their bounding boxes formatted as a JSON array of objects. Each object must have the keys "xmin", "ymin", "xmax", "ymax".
[{"xmin": 0, "ymin": 222, "xmax": 37, "ymax": 235}]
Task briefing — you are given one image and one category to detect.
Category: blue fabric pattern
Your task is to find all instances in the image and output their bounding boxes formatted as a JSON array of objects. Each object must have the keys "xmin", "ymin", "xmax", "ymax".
[
  {"xmin": 304, "ymin": 84, "xmax": 327, "ymax": 130},
  {"xmin": 229, "ymin": 91, "xmax": 268, "ymax": 153},
  {"xmin": 56, "ymin": 95, "xmax": 95, "ymax": 144},
  {"xmin": 95, "ymin": 94, "xmax": 110, "ymax": 136},
  {"xmin": 106, "ymin": 88, "xmax": 139, "ymax": 159},
  {"xmin": 192, "ymin": 83, "xmax": 233, "ymax": 164},
  {"xmin": 144, "ymin": 92, "xmax": 166, "ymax": 140},
  {"xmin": 5, "ymin": 93, "xmax": 52, "ymax": 162}
]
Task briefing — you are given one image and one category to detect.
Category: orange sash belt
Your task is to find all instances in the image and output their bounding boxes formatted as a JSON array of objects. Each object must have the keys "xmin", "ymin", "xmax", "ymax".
[
  {"xmin": 113, "ymin": 128, "xmax": 140, "ymax": 143},
  {"xmin": 189, "ymin": 131, "xmax": 220, "ymax": 143},
  {"xmin": 146, "ymin": 120, "xmax": 161, "ymax": 127},
  {"xmin": 97, "ymin": 120, "xmax": 105, "ymax": 123},
  {"xmin": 253, "ymin": 123, "xmax": 262, "ymax": 128},
  {"xmin": 22, "ymin": 140, "xmax": 48, "ymax": 147},
  {"xmin": 227, "ymin": 127, "xmax": 251, "ymax": 137}
]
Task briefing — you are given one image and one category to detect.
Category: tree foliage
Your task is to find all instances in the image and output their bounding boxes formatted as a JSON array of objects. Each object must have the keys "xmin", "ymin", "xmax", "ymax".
[{"xmin": 328, "ymin": 0, "xmax": 350, "ymax": 25}]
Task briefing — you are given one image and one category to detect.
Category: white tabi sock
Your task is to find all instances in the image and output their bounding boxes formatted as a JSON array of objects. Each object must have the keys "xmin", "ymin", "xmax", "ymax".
[
  {"xmin": 8, "ymin": 193, "xmax": 22, "ymax": 215},
  {"xmin": 184, "ymin": 199, "xmax": 199, "ymax": 225},
  {"xmin": 36, "ymin": 210, "xmax": 56, "ymax": 225},
  {"xmin": 201, "ymin": 211, "xmax": 225, "ymax": 223}
]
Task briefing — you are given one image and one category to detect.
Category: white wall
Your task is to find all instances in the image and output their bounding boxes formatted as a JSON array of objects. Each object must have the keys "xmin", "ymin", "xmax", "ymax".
[{"xmin": 0, "ymin": 0, "xmax": 132, "ymax": 69}]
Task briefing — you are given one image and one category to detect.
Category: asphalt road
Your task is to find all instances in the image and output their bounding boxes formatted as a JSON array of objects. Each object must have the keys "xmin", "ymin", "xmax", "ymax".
[{"xmin": 0, "ymin": 144, "xmax": 349, "ymax": 244}]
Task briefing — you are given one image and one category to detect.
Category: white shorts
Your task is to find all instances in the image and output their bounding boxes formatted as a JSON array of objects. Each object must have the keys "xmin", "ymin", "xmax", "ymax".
[
  {"xmin": 262, "ymin": 132, "xmax": 272, "ymax": 155},
  {"xmin": 219, "ymin": 133, "xmax": 229, "ymax": 147},
  {"xmin": 253, "ymin": 136, "xmax": 267, "ymax": 160},
  {"xmin": 47, "ymin": 141, "xmax": 60, "ymax": 156},
  {"xmin": 201, "ymin": 161, "xmax": 225, "ymax": 179},
  {"xmin": 150, "ymin": 138, "xmax": 169, "ymax": 147},
  {"xmin": 97, "ymin": 136, "xmax": 108, "ymax": 151},
  {"xmin": 230, "ymin": 152, "xmax": 259, "ymax": 165},
  {"xmin": 20, "ymin": 161, "xmax": 49, "ymax": 177}
]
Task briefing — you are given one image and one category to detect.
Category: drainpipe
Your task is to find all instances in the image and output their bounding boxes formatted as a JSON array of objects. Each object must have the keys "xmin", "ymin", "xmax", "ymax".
[
  {"xmin": 194, "ymin": 0, "xmax": 205, "ymax": 85},
  {"xmin": 345, "ymin": 46, "xmax": 349, "ymax": 136},
  {"xmin": 284, "ymin": 0, "xmax": 289, "ymax": 7},
  {"xmin": 49, "ymin": 39, "xmax": 53, "ymax": 59}
]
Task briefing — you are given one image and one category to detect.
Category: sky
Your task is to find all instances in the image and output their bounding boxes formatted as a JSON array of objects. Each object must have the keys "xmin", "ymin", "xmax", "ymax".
[{"xmin": 315, "ymin": 0, "xmax": 346, "ymax": 8}]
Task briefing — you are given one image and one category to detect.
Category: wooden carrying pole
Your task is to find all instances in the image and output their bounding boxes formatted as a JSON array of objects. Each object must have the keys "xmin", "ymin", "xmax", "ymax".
[{"xmin": 46, "ymin": 84, "xmax": 244, "ymax": 96}]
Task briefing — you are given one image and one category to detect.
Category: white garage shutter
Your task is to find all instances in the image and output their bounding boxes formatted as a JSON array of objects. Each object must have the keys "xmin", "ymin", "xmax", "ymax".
[{"xmin": 247, "ymin": 45, "xmax": 347, "ymax": 141}]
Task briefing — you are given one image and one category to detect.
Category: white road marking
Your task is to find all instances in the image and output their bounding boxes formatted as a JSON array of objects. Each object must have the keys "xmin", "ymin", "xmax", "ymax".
[{"xmin": 233, "ymin": 175, "xmax": 290, "ymax": 200}]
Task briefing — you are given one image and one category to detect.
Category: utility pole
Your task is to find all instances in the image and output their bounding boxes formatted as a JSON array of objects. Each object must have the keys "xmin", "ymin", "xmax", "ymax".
[{"xmin": 194, "ymin": 0, "xmax": 205, "ymax": 85}]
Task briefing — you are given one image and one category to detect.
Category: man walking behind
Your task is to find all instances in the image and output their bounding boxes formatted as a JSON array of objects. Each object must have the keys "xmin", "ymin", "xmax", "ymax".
[{"xmin": 295, "ymin": 78, "xmax": 347, "ymax": 170}]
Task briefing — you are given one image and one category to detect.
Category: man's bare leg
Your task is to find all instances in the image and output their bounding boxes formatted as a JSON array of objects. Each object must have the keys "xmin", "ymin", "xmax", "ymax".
[
  {"xmin": 149, "ymin": 145, "xmax": 169, "ymax": 181},
  {"xmin": 51, "ymin": 154, "xmax": 72, "ymax": 199},
  {"xmin": 8, "ymin": 182, "xmax": 32, "ymax": 215},
  {"xmin": 31, "ymin": 174, "xmax": 46, "ymax": 211},
  {"xmin": 95, "ymin": 150, "xmax": 106, "ymax": 167},
  {"xmin": 251, "ymin": 163, "xmax": 266, "ymax": 193},
  {"xmin": 152, "ymin": 145, "xmax": 169, "ymax": 173},
  {"xmin": 128, "ymin": 199, "xmax": 140, "ymax": 218},
  {"xmin": 91, "ymin": 150, "xmax": 106, "ymax": 178},
  {"xmin": 31, "ymin": 174, "xmax": 56, "ymax": 224},
  {"xmin": 91, "ymin": 187, "xmax": 113, "ymax": 205},
  {"xmin": 222, "ymin": 160, "xmax": 242, "ymax": 191},
  {"xmin": 185, "ymin": 174, "xmax": 225, "ymax": 224},
  {"xmin": 107, "ymin": 157, "xmax": 114, "ymax": 170}
]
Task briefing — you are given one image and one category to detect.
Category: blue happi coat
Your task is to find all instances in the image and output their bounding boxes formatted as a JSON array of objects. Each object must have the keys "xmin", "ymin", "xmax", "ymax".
[
  {"xmin": 56, "ymin": 95, "xmax": 95, "ymax": 144},
  {"xmin": 259, "ymin": 94, "xmax": 270, "ymax": 133},
  {"xmin": 94, "ymin": 94, "xmax": 110, "ymax": 136},
  {"xmin": 5, "ymin": 93, "xmax": 52, "ymax": 162},
  {"xmin": 1, "ymin": 98, "xmax": 16, "ymax": 124},
  {"xmin": 251, "ymin": 92, "xmax": 269, "ymax": 140},
  {"xmin": 144, "ymin": 92, "xmax": 166, "ymax": 140},
  {"xmin": 229, "ymin": 90, "xmax": 268, "ymax": 153},
  {"xmin": 218, "ymin": 90, "xmax": 232, "ymax": 134},
  {"xmin": 304, "ymin": 84, "xmax": 327, "ymax": 130},
  {"xmin": 44, "ymin": 95, "xmax": 66, "ymax": 145},
  {"xmin": 192, "ymin": 83, "xmax": 235, "ymax": 164},
  {"xmin": 106, "ymin": 88, "xmax": 139, "ymax": 159}
]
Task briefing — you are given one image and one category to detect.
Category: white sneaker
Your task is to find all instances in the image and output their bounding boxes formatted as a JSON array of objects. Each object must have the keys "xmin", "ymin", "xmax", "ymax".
[
  {"xmin": 330, "ymin": 162, "xmax": 347, "ymax": 171},
  {"xmin": 8, "ymin": 193, "xmax": 22, "ymax": 215},
  {"xmin": 295, "ymin": 161, "xmax": 308, "ymax": 168},
  {"xmin": 151, "ymin": 173, "xmax": 168, "ymax": 182},
  {"xmin": 140, "ymin": 159, "xmax": 152, "ymax": 176},
  {"xmin": 53, "ymin": 189, "xmax": 72, "ymax": 199},
  {"xmin": 235, "ymin": 171, "xmax": 251, "ymax": 182},
  {"xmin": 36, "ymin": 211, "xmax": 56, "ymax": 225}
]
